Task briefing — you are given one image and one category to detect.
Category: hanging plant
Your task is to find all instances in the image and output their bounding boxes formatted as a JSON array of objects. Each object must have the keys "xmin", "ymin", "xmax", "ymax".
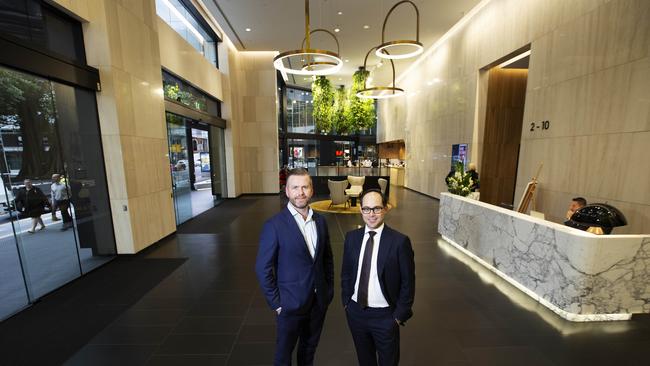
[
  {"xmin": 345, "ymin": 69, "xmax": 375, "ymax": 133},
  {"xmin": 311, "ymin": 76, "xmax": 334, "ymax": 133},
  {"xmin": 331, "ymin": 85, "xmax": 348, "ymax": 134}
]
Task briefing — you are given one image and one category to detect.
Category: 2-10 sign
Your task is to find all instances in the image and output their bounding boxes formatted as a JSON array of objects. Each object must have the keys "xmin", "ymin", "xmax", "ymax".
[{"xmin": 530, "ymin": 120, "xmax": 550, "ymax": 131}]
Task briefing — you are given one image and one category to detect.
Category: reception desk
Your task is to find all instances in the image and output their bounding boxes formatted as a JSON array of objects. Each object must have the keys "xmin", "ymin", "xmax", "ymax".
[
  {"xmin": 389, "ymin": 167, "xmax": 405, "ymax": 186},
  {"xmin": 438, "ymin": 192, "xmax": 650, "ymax": 322}
]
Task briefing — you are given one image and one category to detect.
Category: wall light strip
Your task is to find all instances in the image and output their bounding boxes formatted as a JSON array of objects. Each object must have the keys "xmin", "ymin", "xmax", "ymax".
[
  {"xmin": 439, "ymin": 235, "xmax": 632, "ymax": 322},
  {"xmin": 160, "ymin": 0, "xmax": 205, "ymax": 45},
  {"xmin": 393, "ymin": 0, "xmax": 492, "ymax": 86},
  {"xmin": 497, "ymin": 50, "xmax": 531, "ymax": 68}
]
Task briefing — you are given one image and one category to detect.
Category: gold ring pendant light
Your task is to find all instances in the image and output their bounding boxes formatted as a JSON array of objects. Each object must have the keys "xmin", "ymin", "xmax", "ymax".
[
  {"xmin": 375, "ymin": 0, "xmax": 423, "ymax": 60},
  {"xmin": 300, "ymin": 29, "xmax": 341, "ymax": 72},
  {"xmin": 273, "ymin": 0, "xmax": 343, "ymax": 76},
  {"xmin": 356, "ymin": 47, "xmax": 404, "ymax": 99}
]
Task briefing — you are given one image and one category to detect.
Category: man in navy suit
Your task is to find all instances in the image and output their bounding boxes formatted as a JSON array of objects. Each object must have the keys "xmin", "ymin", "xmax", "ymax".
[
  {"xmin": 341, "ymin": 189, "xmax": 415, "ymax": 366},
  {"xmin": 256, "ymin": 168, "xmax": 334, "ymax": 366}
]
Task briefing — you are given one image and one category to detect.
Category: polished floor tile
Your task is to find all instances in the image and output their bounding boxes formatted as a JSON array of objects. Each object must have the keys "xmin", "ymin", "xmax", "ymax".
[{"xmin": 6, "ymin": 187, "xmax": 650, "ymax": 365}]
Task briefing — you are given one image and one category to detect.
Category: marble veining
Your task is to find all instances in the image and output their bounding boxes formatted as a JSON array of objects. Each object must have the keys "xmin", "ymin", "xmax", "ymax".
[{"xmin": 438, "ymin": 193, "xmax": 650, "ymax": 321}]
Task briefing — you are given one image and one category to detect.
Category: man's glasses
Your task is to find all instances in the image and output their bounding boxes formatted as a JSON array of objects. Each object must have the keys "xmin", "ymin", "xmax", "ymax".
[{"xmin": 361, "ymin": 206, "xmax": 384, "ymax": 214}]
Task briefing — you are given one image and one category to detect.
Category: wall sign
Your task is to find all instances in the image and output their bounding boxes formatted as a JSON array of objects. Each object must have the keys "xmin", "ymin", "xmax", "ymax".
[{"xmin": 530, "ymin": 120, "xmax": 550, "ymax": 131}]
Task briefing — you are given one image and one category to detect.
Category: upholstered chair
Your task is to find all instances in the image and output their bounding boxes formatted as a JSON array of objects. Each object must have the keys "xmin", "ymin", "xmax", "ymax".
[
  {"xmin": 378, "ymin": 178, "xmax": 388, "ymax": 195},
  {"xmin": 347, "ymin": 175, "xmax": 365, "ymax": 191},
  {"xmin": 328, "ymin": 179, "xmax": 349, "ymax": 208}
]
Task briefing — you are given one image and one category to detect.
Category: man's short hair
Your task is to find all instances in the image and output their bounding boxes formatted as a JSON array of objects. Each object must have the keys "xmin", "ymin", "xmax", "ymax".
[
  {"xmin": 286, "ymin": 168, "xmax": 311, "ymax": 182},
  {"xmin": 359, "ymin": 189, "xmax": 387, "ymax": 207},
  {"xmin": 572, "ymin": 197, "xmax": 587, "ymax": 207}
]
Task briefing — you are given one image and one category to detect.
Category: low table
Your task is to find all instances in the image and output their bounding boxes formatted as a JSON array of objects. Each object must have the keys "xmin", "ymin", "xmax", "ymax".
[{"xmin": 345, "ymin": 187, "xmax": 363, "ymax": 206}]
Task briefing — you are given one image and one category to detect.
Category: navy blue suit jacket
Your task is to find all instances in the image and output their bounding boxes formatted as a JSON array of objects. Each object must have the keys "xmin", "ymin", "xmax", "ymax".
[
  {"xmin": 341, "ymin": 225, "xmax": 415, "ymax": 323},
  {"xmin": 256, "ymin": 207, "xmax": 334, "ymax": 315}
]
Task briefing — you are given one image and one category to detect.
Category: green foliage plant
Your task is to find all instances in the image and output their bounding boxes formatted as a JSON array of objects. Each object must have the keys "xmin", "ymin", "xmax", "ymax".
[
  {"xmin": 331, "ymin": 85, "xmax": 347, "ymax": 134},
  {"xmin": 345, "ymin": 69, "xmax": 375, "ymax": 133},
  {"xmin": 311, "ymin": 76, "xmax": 334, "ymax": 133}
]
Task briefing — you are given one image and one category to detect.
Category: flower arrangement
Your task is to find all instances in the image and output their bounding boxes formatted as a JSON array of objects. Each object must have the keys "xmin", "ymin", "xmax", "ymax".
[{"xmin": 446, "ymin": 161, "xmax": 475, "ymax": 197}]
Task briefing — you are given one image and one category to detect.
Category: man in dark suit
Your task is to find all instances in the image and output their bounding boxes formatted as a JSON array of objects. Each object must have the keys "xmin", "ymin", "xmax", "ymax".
[
  {"xmin": 341, "ymin": 189, "xmax": 415, "ymax": 366},
  {"xmin": 256, "ymin": 168, "xmax": 334, "ymax": 366}
]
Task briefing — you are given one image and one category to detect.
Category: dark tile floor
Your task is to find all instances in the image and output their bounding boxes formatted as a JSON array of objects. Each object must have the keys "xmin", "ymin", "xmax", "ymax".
[{"xmin": 60, "ymin": 188, "xmax": 650, "ymax": 365}]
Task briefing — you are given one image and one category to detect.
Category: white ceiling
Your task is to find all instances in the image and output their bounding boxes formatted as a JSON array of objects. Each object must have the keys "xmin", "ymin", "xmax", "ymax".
[{"xmin": 204, "ymin": 0, "xmax": 481, "ymax": 88}]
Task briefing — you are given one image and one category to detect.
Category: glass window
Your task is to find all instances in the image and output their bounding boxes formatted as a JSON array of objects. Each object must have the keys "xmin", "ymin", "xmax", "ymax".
[
  {"xmin": 162, "ymin": 70, "xmax": 220, "ymax": 116},
  {"xmin": 0, "ymin": 0, "xmax": 86, "ymax": 63},
  {"xmin": 166, "ymin": 112, "xmax": 193, "ymax": 224},
  {"xmin": 286, "ymin": 88, "xmax": 314, "ymax": 134},
  {"xmin": 155, "ymin": 0, "xmax": 217, "ymax": 67},
  {"xmin": 287, "ymin": 139, "xmax": 319, "ymax": 175},
  {"xmin": 51, "ymin": 82, "xmax": 116, "ymax": 273},
  {"xmin": 0, "ymin": 65, "xmax": 116, "ymax": 319}
]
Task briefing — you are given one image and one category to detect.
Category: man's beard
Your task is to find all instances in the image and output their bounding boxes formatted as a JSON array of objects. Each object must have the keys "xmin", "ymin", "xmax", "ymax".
[{"xmin": 290, "ymin": 197, "xmax": 309, "ymax": 209}]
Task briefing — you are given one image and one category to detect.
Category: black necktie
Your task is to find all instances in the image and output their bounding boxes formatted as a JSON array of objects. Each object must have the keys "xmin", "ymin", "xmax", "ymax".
[{"xmin": 357, "ymin": 231, "xmax": 376, "ymax": 308}]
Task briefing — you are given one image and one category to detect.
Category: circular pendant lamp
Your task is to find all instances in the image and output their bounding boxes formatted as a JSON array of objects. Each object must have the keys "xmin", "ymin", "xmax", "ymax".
[
  {"xmin": 273, "ymin": 0, "xmax": 343, "ymax": 76},
  {"xmin": 375, "ymin": 0, "xmax": 423, "ymax": 60},
  {"xmin": 357, "ymin": 47, "xmax": 404, "ymax": 99},
  {"xmin": 299, "ymin": 29, "xmax": 341, "ymax": 72}
]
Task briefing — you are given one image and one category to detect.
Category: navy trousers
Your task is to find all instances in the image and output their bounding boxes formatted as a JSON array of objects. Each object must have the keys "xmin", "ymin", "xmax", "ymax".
[
  {"xmin": 346, "ymin": 300, "xmax": 400, "ymax": 366},
  {"xmin": 274, "ymin": 297, "xmax": 327, "ymax": 366}
]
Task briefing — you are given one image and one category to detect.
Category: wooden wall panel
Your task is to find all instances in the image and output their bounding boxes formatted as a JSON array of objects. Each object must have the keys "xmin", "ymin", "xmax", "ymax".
[
  {"xmin": 480, "ymin": 68, "xmax": 528, "ymax": 206},
  {"xmin": 378, "ymin": 141, "xmax": 406, "ymax": 159}
]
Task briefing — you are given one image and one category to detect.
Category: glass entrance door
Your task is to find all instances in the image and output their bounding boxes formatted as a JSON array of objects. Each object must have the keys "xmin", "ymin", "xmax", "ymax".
[
  {"xmin": 0, "ymin": 65, "xmax": 116, "ymax": 320},
  {"xmin": 209, "ymin": 125, "xmax": 227, "ymax": 200},
  {"xmin": 166, "ymin": 113, "xmax": 193, "ymax": 224}
]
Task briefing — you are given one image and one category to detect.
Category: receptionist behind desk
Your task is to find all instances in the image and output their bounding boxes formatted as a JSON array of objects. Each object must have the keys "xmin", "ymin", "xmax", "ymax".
[
  {"xmin": 566, "ymin": 197, "xmax": 587, "ymax": 220},
  {"xmin": 564, "ymin": 197, "xmax": 588, "ymax": 230}
]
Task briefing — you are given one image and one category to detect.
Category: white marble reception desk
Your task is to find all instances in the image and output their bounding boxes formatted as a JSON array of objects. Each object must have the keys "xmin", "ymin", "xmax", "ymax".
[{"xmin": 438, "ymin": 192, "xmax": 650, "ymax": 322}]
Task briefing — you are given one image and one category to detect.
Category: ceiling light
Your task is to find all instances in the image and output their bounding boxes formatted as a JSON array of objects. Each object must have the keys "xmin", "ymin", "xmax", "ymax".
[
  {"xmin": 357, "ymin": 46, "xmax": 405, "ymax": 99},
  {"xmin": 245, "ymin": 28, "xmax": 251, "ymax": 32},
  {"xmin": 334, "ymin": 28, "xmax": 340, "ymax": 32},
  {"xmin": 273, "ymin": 0, "xmax": 342, "ymax": 76},
  {"xmin": 363, "ymin": 25, "xmax": 370, "ymax": 29},
  {"xmin": 338, "ymin": 11, "xmax": 343, "ymax": 15},
  {"xmin": 345, "ymin": 59, "xmax": 349, "ymax": 62},
  {"xmin": 375, "ymin": 1, "xmax": 424, "ymax": 60}
]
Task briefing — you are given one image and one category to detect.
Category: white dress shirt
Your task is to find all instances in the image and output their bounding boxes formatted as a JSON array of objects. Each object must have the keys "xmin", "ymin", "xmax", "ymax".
[
  {"xmin": 51, "ymin": 182, "xmax": 69, "ymax": 201},
  {"xmin": 352, "ymin": 224, "xmax": 389, "ymax": 308},
  {"xmin": 287, "ymin": 202, "xmax": 318, "ymax": 259}
]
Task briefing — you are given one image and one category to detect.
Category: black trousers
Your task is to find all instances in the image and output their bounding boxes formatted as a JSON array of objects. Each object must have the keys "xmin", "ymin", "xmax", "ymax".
[
  {"xmin": 56, "ymin": 199, "xmax": 72, "ymax": 224},
  {"xmin": 346, "ymin": 300, "xmax": 400, "ymax": 366},
  {"xmin": 274, "ymin": 297, "xmax": 327, "ymax": 366}
]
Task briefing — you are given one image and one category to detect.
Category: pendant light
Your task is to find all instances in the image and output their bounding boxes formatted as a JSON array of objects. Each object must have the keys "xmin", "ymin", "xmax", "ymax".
[
  {"xmin": 299, "ymin": 29, "xmax": 341, "ymax": 73},
  {"xmin": 273, "ymin": 0, "xmax": 343, "ymax": 76},
  {"xmin": 357, "ymin": 47, "xmax": 404, "ymax": 99},
  {"xmin": 375, "ymin": 0, "xmax": 423, "ymax": 60}
]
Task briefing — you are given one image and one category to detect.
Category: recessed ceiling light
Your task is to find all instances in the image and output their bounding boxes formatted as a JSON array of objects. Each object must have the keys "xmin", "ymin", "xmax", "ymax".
[
  {"xmin": 334, "ymin": 28, "xmax": 340, "ymax": 33},
  {"xmin": 337, "ymin": 11, "xmax": 343, "ymax": 15},
  {"xmin": 363, "ymin": 25, "xmax": 370, "ymax": 29},
  {"xmin": 345, "ymin": 59, "xmax": 349, "ymax": 62},
  {"xmin": 245, "ymin": 28, "xmax": 251, "ymax": 32}
]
